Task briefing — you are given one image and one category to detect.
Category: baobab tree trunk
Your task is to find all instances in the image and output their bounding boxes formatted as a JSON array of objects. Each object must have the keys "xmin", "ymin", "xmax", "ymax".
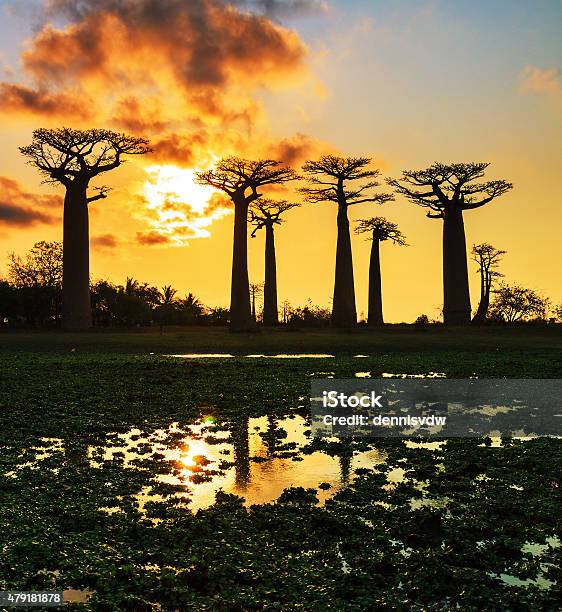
[
  {"xmin": 62, "ymin": 182, "xmax": 92, "ymax": 330},
  {"xmin": 332, "ymin": 203, "xmax": 357, "ymax": 327},
  {"xmin": 367, "ymin": 237, "xmax": 384, "ymax": 326},
  {"xmin": 442, "ymin": 207, "xmax": 471, "ymax": 325},
  {"xmin": 230, "ymin": 199, "xmax": 252, "ymax": 331},
  {"xmin": 472, "ymin": 270, "xmax": 490, "ymax": 325},
  {"xmin": 263, "ymin": 224, "xmax": 278, "ymax": 326}
]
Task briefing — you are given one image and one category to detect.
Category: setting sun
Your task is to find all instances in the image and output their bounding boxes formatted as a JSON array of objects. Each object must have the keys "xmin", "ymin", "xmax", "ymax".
[{"xmin": 143, "ymin": 164, "xmax": 231, "ymax": 245}]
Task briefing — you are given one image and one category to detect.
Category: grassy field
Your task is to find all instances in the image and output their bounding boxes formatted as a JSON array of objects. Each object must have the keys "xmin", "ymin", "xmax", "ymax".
[
  {"xmin": 0, "ymin": 328, "xmax": 560, "ymax": 609},
  {"xmin": 1, "ymin": 324, "xmax": 561, "ymax": 354}
]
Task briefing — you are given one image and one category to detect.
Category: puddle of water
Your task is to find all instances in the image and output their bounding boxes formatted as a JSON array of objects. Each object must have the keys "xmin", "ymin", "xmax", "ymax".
[
  {"xmin": 167, "ymin": 353, "xmax": 235, "ymax": 358},
  {"xmin": 64, "ymin": 589, "xmax": 94, "ymax": 604},
  {"xmin": 382, "ymin": 372, "xmax": 447, "ymax": 379},
  {"xmin": 166, "ymin": 354, "xmax": 335, "ymax": 359},
  {"xmin": 85, "ymin": 416, "xmax": 389, "ymax": 511}
]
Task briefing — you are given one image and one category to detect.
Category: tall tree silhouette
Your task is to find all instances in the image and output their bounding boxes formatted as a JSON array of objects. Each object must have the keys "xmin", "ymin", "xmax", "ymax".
[
  {"xmin": 388, "ymin": 163, "xmax": 512, "ymax": 325},
  {"xmin": 301, "ymin": 156, "xmax": 393, "ymax": 327},
  {"xmin": 196, "ymin": 158, "xmax": 297, "ymax": 331},
  {"xmin": 471, "ymin": 243, "xmax": 506, "ymax": 325},
  {"xmin": 20, "ymin": 128, "xmax": 150, "ymax": 330},
  {"xmin": 249, "ymin": 199, "xmax": 300, "ymax": 326},
  {"xmin": 355, "ymin": 217, "xmax": 407, "ymax": 327},
  {"xmin": 249, "ymin": 282, "xmax": 264, "ymax": 322}
]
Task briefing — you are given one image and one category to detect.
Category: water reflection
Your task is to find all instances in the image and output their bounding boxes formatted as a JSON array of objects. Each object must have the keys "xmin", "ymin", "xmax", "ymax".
[{"xmin": 84, "ymin": 415, "xmax": 386, "ymax": 511}]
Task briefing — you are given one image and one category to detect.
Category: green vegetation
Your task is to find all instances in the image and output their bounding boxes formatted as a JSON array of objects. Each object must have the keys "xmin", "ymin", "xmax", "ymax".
[
  {"xmin": 1, "ymin": 325, "xmax": 561, "ymax": 356},
  {"xmin": 0, "ymin": 330, "xmax": 561, "ymax": 609}
]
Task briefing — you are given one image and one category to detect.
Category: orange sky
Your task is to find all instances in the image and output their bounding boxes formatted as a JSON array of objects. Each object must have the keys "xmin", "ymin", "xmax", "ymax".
[{"xmin": 0, "ymin": 0, "xmax": 561, "ymax": 321}]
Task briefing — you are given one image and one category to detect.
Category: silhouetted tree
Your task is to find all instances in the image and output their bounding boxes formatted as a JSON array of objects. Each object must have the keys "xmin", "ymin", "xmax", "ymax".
[
  {"xmin": 91, "ymin": 279, "xmax": 119, "ymax": 327},
  {"xmin": 154, "ymin": 285, "xmax": 178, "ymax": 332},
  {"xmin": 196, "ymin": 158, "xmax": 297, "ymax": 331},
  {"xmin": 7, "ymin": 241, "xmax": 62, "ymax": 326},
  {"xmin": 355, "ymin": 217, "xmax": 407, "ymax": 327},
  {"xmin": 249, "ymin": 282, "xmax": 264, "ymax": 322},
  {"xmin": 471, "ymin": 243, "xmax": 506, "ymax": 325},
  {"xmin": 301, "ymin": 156, "xmax": 393, "ymax": 327},
  {"xmin": 180, "ymin": 293, "xmax": 205, "ymax": 323},
  {"xmin": 490, "ymin": 283, "xmax": 549, "ymax": 323},
  {"xmin": 388, "ymin": 163, "xmax": 512, "ymax": 325},
  {"xmin": 20, "ymin": 128, "xmax": 150, "ymax": 330},
  {"xmin": 249, "ymin": 199, "xmax": 300, "ymax": 325},
  {"xmin": 281, "ymin": 299, "xmax": 291, "ymax": 324}
]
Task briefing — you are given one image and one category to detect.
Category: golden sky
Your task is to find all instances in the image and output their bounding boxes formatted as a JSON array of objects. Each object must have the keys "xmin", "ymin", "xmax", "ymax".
[{"xmin": 0, "ymin": 0, "xmax": 561, "ymax": 321}]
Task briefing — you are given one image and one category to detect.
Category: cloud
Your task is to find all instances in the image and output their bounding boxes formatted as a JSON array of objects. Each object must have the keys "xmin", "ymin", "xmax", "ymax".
[
  {"xmin": 2, "ymin": 0, "xmax": 309, "ymax": 125},
  {"xmin": 0, "ymin": 176, "xmax": 60, "ymax": 227},
  {"xmin": 236, "ymin": 0, "xmax": 330, "ymax": 19},
  {"xmin": 136, "ymin": 231, "xmax": 173, "ymax": 246},
  {"xmin": 91, "ymin": 233, "xmax": 119, "ymax": 249},
  {"xmin": 264, "ymin": 132, "xmax": 336, "ymax": 166},
  {"xmin": 0, "ymin": 83, "xmax": 90, "ymax": 118},
  {"xmin": 519, "ymin": 65, "xmax": 562, "ymax": 101},
  {"xmin": 0, "ymin": 202, "xmax": 54, "ymax": 227}
]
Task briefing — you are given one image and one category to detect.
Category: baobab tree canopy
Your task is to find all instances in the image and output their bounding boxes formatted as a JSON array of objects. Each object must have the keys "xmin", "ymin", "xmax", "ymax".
[
  {"xmin": 249, "ymin": 199, "xmax": 300, "ymax": 327},
  {"xmin": 300, "ymin": 155, "xmax": 394, "ymax": 206},
  {"xmin": 354, "ymin": 216, "xmax": 407, "ymax": 327},
  {"xmin": 249, "ymin": 199, "xmax": 300, "ymax": 237},
  {"xmin": 387, "ymin": 162, "xmax": 512, "ymax": 218},
  {"xmin": 19, "ymin": 127, "xmax": 151, "ymax": 331},
  {"xmin": 355, "ymin": 217, "xmax": 408, "ymax": 245},
  {"xmin": 196, "ymin": 158, "xmax": 298, "ymax": 202},
  {"xmin": 196, "ymin": 158, "xmax": 298, "ymax": 331},
  {"xmin": 20, "ymin": 127, "xmax": 151, "ymax": 189},
  {"xmin": 388, "ymin": 162, "xmax": 512, "ymax": 325},
  {"xmin": 301, "ymin": 155, "xmax": 393, "ymax": 328}
]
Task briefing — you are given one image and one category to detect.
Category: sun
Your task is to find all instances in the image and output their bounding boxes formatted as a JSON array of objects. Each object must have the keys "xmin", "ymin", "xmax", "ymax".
[{"xmin": 142, "ymin": 164, "xmax": 231, "ymax": 245}]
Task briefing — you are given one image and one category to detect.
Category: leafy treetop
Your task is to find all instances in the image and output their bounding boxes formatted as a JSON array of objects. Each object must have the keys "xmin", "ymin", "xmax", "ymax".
[
  {"xmin": 300, "ymin": 155, "xmax": 394, "ymax": 206},
  {"xmin": 387, "ymin": 162, "xmax": 512, "ymax": 219},
  {"xmin": 354, "ymin": 216, "xmax": 408, "ymax": 245}
]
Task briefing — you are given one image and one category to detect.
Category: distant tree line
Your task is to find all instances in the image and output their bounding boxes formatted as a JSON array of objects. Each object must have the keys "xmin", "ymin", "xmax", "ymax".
[
  {"xmin": 4, "ymin": 127, "xmax": 559, "ymax": 331},
  {"xmin": 0, "ymin": 241, "xmax": 557, "ymax": 329}
]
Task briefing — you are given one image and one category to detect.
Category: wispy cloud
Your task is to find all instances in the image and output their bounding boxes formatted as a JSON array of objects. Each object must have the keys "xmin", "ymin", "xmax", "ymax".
[{"xmin": 519, "ymin": 65, "xmax": 562, "ymax": 101}]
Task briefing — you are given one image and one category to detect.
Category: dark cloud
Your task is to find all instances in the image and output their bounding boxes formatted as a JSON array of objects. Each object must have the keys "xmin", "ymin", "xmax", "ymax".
[
  {"xmin": 0, "ymin": 83, "xmax": 89, "ymax": 118},
  {"xmin": 91, "ymin": 233, "xmax": 119, "ymax": 249},
  {"xmin": 236, "ymin": 0, "xmax": 329, "ymax": 19},
  {"xmin": 151, "ymin": 131, "xmax": 211, "ymax": 167},
  {"xmin": 0, "ymin": 176, "xmax": 60, "ymax": 227},
  {"xmin": 4, "ymin": 0, "xmax": 307, "ymax": 122},
  {"xmin": 265, "ymin": 132, "xmax": 336, "ymax": 166},
  {"xmin": 0, "ymin": 202, "xmax": 54, "ymax": 227},
  {"xmin": 111, "ymin": 96, "xmax": 169, "ymax": 134},
  {"xmin": 136, "ymin": 231, "xmax": 173, "ymax": 246}
]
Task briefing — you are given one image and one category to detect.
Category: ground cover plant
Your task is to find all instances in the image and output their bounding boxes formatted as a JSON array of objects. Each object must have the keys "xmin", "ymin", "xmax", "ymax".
[{"xmin": 0, "ymin": 329, "xmax": 560, "ymax": 609}]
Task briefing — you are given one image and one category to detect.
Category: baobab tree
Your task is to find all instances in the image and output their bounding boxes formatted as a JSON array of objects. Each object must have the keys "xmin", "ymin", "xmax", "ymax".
[
  {"xmin": 249, "ymin": 282, "xmax": 264, "ymax": 322},
  {"xmin": 301, "ymin": 156, "xmax": 393, "ymax": 327},
  {"xmin": 355, "ymin": 217, "xmax": 407, "ymax": 327},
  {"xmin": 19, "ymin": 128, "xmax": 150, "ymax": 330},
  {"xmin": 471, "ymin": 243, "xmax": 506, "ymax": 325},
  {"xmin": 387, "ymin": 163, "xmax": 512, "ymax": 325},
  {"xmin": 196, "ymin": 158, "xmax": 297, "ymax": 331},
  {"xmin": 249, "ymin": 199, "xmax": 300, "ymax": 326}
]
